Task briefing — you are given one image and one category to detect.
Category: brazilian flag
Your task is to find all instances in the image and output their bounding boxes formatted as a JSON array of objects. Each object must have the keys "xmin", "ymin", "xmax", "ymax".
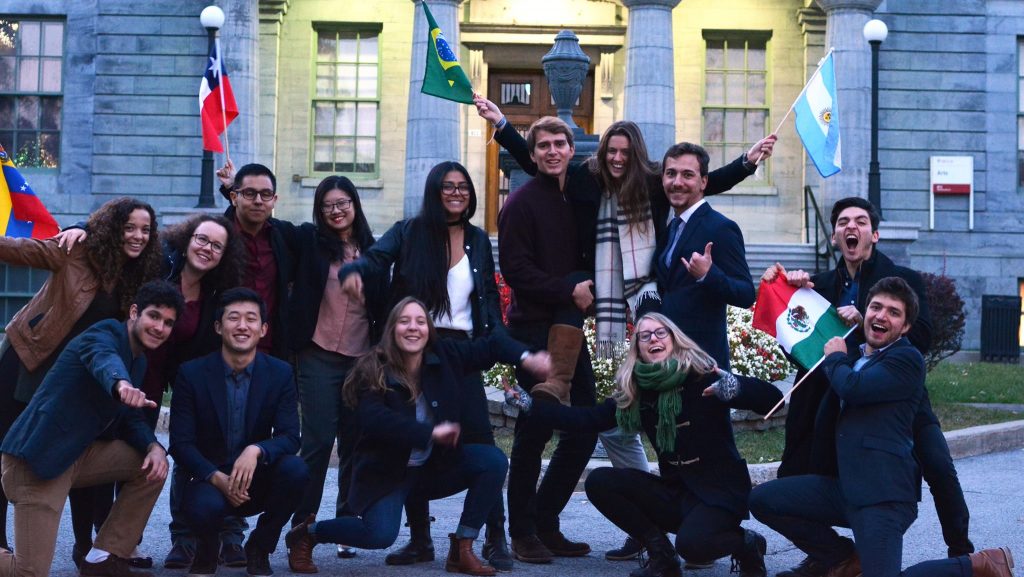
[{"xmin": 420, "ymin": 1, "xmax": 474, "ymax": 104}]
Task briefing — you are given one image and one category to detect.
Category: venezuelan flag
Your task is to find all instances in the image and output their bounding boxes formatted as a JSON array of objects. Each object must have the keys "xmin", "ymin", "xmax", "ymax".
[{"xmin": 0, "ymin": 144, "xmax": 60, "ymax": 238}]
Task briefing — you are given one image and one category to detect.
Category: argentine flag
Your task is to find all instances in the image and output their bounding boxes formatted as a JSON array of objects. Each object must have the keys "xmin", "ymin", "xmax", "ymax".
[{"xmin": 795, "ymin": 51, "xmax": 841, "ymax": 178}]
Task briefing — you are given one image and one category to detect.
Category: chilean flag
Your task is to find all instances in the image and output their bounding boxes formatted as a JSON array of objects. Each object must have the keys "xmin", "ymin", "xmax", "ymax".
[{"xmin": 199, "ymin": 39, "xmax": 238, "ymax": 153}]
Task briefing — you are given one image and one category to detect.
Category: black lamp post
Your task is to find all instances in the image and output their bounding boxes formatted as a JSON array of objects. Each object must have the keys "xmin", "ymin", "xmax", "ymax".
[
  {"xmin": 197, "ymin": 5, "xmax": 225, "ymax": 208},
  {"xmin": 864, "ymin": 18, "xmax": 888, "ymax": 218}
]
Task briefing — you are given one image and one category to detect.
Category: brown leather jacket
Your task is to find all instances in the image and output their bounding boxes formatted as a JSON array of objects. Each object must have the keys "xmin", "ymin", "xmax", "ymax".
[{"xmin": 1, "ymin": 238, "xmax": 100, "ymax": 372}]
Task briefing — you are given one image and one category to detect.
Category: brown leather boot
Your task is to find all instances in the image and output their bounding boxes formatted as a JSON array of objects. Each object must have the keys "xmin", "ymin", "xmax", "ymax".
[
  {"xmin": 969, "ymin": 547, "xmax": 1014, "ymax": 577},
  {"xmin": 445, "ymin": 533, "xmax": 496, "ymax": 576},
  {"xmin": 824, "ymin": 552, "xmax": 861, "ymax": 577},
  {"xmin": 529, "ymin": 324, "xmax": 583, "ymax": 406},
  {"xmin": 285, "ymin": 515, "xmax": 319, "ymax": 574}
]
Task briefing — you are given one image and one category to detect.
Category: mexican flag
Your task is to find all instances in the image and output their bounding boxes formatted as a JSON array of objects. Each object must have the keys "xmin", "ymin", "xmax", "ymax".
[{"xmin": 752, "ymin": 276, "xmax": 852, "ymax": 370}]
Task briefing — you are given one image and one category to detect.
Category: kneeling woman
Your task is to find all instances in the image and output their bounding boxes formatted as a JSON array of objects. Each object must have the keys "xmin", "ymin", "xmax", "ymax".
[
  {"xmin": 508, "ymin": 313, "xmax": 782, "ymax": 577},
  {"xmin": 286, "ymin": 297, "xmax": 549, "ymax": 576}
]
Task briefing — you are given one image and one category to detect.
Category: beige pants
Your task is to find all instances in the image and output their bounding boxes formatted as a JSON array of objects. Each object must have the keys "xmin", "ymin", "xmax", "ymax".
[{"xmin": 0, "ymin": 440, "xmax": 165, "ymax": 577}]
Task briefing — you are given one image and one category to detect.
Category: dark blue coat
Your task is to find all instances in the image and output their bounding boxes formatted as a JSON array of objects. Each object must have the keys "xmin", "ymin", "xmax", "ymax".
[
  {"xmin": 168, "ymin": 350, "xmax": 300, "ymax": 481},
  {"xmin": 1, "ymin": 319, "xmax": 156, "ymax": 480},
  {"xmin": 820, "ymin": 337, "xmax": 925, "ymax": 508},
  {"xmin": 654, "ymin": 202, "xmax": 755, "ymax": 369},
  {"xmin": 345, "ymin": 334, "xmax": 525, "ymax": 514}
]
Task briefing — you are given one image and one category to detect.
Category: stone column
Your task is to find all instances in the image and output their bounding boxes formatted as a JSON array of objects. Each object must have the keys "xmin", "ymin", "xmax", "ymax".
[
  {"xmin": 621, "ymin": 0, "xmax": 681, "ymax": 159},
  {"xmin": 814, "ymin": 0, "xmax": 881, "ymax": 212},
  {"xmin": 221, "ymin": 0, "xmax": 260, "ymax": 166},
  {"xmin": 404, "ymin": 0, "xmax": 464, "ymax": 217}
]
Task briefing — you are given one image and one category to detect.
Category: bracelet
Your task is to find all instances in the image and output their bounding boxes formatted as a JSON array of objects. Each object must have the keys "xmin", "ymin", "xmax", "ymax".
[{"xmin": 494, "ymin": 116, "xmax": 507, "ymax": 131}]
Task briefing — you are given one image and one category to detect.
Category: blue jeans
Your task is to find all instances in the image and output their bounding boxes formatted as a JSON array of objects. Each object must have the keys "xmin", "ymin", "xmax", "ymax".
[
  {"xmin": 311, "ymin": 444, "xmax": 508, "ymax": 547},
  {"xmin": 292, "ymin": 346, "xmax": 357, "ymax": 523},
  {"xmin": 169, "ymin": 462, "xmax": 249, "ymax": 546},
  {"xmin": 182, "ymin": 455, "xmax": 308, "ymax": 553},
  {"xmin": 750, "ymin": 474, "xmax": 972, "ymax": 577}
]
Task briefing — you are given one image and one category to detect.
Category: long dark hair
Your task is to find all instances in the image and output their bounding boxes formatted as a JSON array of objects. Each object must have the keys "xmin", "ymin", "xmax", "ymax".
[
  {"xmin": 343, "ymin": 296, "xmax": 438, "ymax": 408},
  {"xmin": 587, "ymin": 120, "xmax": 656, "ymax": 231},
  {"xmin": 83, "ymin": 197, "xmax": 164, "ymax": 316},
  {"xmin": 312, "ymin": 175, "xmax": 375, "ymax": 258},
  {"xmin": 398, "ymin": 161, "xmax": 477, "ymax": 319},
  {"xmin": 162, "ymin": 214, "xmax": 246, "ymax": 294}
]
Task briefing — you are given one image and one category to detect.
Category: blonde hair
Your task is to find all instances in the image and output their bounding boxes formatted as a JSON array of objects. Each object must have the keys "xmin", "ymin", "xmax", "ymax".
[{"xmin": 611, "ymin": 313, "xmax": 716, "ymax": 409}]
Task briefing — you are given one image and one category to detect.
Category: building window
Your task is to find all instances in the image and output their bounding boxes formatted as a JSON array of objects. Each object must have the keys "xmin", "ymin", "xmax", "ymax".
[
  {"xmin": 312, "ymin": 27, "xmax": 380, "ymax": 175},
  {"xmin": 0, "ymin": 18, "xmax": 63, "ymax": 168},
  {"xmin": 1017, "ymin": 38, "xmax": 1024, "ymax": 191},
  {"xmin": 702, "ymin": 33, "xmax": 770, "ymax": 179}
]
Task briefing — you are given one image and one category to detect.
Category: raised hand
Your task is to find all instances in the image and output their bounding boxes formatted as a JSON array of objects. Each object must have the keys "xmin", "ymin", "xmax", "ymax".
[{"xmin": 681, "ymin": 242, "xmax": 714, "ymax": 280}]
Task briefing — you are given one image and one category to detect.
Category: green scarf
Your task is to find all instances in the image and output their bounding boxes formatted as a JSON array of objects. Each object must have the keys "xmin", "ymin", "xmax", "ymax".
[{"xmin": 615, "ymin": 359, "xmax": 687, "ymax": 453}]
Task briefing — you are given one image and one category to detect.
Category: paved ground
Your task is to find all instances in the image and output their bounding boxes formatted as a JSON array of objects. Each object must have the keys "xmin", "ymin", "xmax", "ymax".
[{"xmin": 12, "ymin": 437, "xmax": 1024, "ymax": 577}]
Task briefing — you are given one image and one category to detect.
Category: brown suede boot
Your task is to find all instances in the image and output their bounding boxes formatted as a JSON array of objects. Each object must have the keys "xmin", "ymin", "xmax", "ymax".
[
  {"xmin": 529, "ymin": 324, "xmax": 583, "ymax": 406},
  {"xmin": 969, "ymin": 547, "xmax": 1014, "ymax": 577},
  {"xmin": 824, "ymin": 552, "xmax": 861, "ymax": 577},
  {"xmin": 445, "ymin": 533, "xmax": 496, "ymax": 576},
  {"xmin": 285, "ymin": 515, "xmax": 319, "ymax": 574}
]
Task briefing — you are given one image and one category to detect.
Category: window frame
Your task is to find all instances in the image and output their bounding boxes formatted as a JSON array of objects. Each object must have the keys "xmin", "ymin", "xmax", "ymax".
[
  {"xmin": 0, "ymin": 16, "xmax": 65, "ymax": 170},
  {"xmin": 1016, "ymin": 37, "xmax": 1024, "ymax": 193},
  {"xmin": 309, "ymin": 23, "xmax": 383, "ymax": 179},
  {"xmin": 700, "ymin": 30, "xmax": 772, "ymax": 184}
]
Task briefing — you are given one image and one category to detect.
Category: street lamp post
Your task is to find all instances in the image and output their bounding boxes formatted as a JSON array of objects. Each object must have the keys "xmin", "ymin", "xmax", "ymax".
[
  {"xmin": 863, "ymin": 18, "xmax": 888, "ymax": 218},
  {"xmin": 197, "ymin": 5, "xmax": 225, "ymax": 208}
]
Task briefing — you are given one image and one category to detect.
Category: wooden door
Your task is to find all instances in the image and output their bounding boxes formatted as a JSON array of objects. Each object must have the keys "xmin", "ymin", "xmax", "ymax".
[{"xmin": 484, "ymin": 70, "xmax": 594, "ymax": 233}]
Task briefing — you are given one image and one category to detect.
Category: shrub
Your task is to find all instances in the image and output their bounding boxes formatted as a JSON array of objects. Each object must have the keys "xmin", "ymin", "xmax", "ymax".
[{"xmin": 921, "ymin": 272, "xmax": 966, "ymax": 372}]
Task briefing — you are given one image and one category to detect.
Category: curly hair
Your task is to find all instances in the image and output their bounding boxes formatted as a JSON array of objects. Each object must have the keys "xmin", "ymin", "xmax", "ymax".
[
  {"xmin": 83, "ymin": 197, "xmax": 164, "ymax": 317},
  {"xmin": 162, "ymin": 214, "xmax": 246, "ymax": 295}
]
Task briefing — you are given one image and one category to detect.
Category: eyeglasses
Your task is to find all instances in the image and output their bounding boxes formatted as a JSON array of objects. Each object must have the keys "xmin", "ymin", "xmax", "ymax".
[
  {"xmin": 235, "ymin": 188, "xmax": 276, "ymax": 201},
  {"xmin": 441, "ymin": 182, "xmax": 472, "ymax": 196},
  {"xmin": 636, "ymin": 327, "xmax": 671, "ymax": 342},
  {"xmin": 320, "ymin": 199, "xmax": 353, "ymax": 213},
  {"xmin": 192, "ymin": 234, "xmax": 226, "ymax": 254}
]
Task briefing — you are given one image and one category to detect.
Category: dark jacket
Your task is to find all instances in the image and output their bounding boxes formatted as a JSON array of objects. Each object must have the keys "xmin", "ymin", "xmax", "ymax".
[
  {"xmin": 345, "ymin": 334, "xmax": 526, "ymax": 514},
  {"xmin": 494, "ymin": 122, "xmax": 755, "ymax": 272},
  {"xmin": 1, "ymin": 319, "xmax": 157, "ymax": 480},
  {"xmin": 654, "ymin": 202, "xmax": 755, "ymax": 369},
  {"xmin": 288, "ymin": 223, "xmax": 390, "ymax": 350},
  {"xmin": 819, "ymin": 338, "xmax": 925, "ymax": 507},
  {"xmin": 529, "ymin": 371, "xmax": 781, "ymax": 518},
  {"xmin": 338, "ymin": 219, "xmax": 501, "ymax": 338},
  {"xmin": 169, "ymin": 350, "xmax": 301, "ymax": 482}
]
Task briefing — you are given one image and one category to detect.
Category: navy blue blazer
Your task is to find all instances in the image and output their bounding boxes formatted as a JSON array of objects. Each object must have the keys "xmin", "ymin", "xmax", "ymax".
[
  {"xmin": 346, "ymin": 334, "xmax": 525, "ymax": 514},
  {"xmin": 820, "ymin": 337, "xmax": 925, "ymax": 508},
  {"xmin": 654, "ymin": 202, "xmax": 755, "ymax": 369},
  {"xmin": 168, "ymin": 350, "xmax": 300, "ymax": 482},
  {"xmin": 1, "ymin": 319, "xmax": 156, "ymax": 480}
]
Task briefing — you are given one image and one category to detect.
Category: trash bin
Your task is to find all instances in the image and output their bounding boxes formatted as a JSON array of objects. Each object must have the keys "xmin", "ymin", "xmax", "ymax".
[{"xmin": 980, "ymin": 295, "xmax": 1021, "ymax": 363}]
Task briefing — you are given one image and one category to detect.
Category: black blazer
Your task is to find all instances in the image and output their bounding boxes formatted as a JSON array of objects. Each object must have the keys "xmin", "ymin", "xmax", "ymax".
[
  {"xmin": 528, "ymin": 371, "xmax": 781, "ymax": 518},
  {"xmin": 494, "ymin": 123, "xmax": 754, "ymax": 273},
  {"xmin": 169, "ymin": 351, "xmax": 301, "ymax": 482},
  {"xmin": 819, "ymin": 337, "xmax": 925, "ymax": 508},
  {"xmin": 287, "ymin": 222, "xmax": 389, "ymax": 350},
  {"xmin": 345, "ymin": 334, "xmax": 526, "ymax": 514},
  {"xmin": 654, "ymin": 202, "xmax": 755, "ymax": 369}
]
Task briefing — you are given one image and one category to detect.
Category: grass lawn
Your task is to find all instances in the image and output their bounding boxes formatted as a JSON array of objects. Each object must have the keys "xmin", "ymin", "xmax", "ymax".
[{"xmin": 926, "ymin": 361, "xmax": 1024, "ymax": 404}]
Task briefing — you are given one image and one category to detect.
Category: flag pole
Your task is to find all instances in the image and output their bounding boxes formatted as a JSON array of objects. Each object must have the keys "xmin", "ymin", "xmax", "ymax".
[
  {"xmin": 753, "ymin": 47, "xmax": 835, "ymax": 166},
  {"xmin": 762, "ymin": 322, "xmax": 857, "ymax": 420},
  {"xmin": 216, "ymin": 37, "xmax": 231, "ymax": 164}
]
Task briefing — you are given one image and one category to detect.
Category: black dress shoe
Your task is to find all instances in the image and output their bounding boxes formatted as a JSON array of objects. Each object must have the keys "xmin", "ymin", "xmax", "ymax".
[
  {"xmin": 164, "ymin": 541, "xmax": 195, "ymax": 570},
  {"xmin": 244, "ymin": 542, "xmax": 272, "ymax": 577},
  {"xmin": 81, "ymin": 555, "xmax": 149, "ymax": 577},
  {"xmin": 188, "ymin": 540, "xmax": 220, "ymax": 577},
  {"xmin": 336, "ymin": 545, "xmax": 357, "ymax": 559},
  {"xmin": 219, "ymin": 543, "xmax": 247, "ymax": 568},
  {"xmin": 606, "ymin": 536, "xmax": 642, "ymax": 561},
  {"xmin": 128, "ymin": 556, "xmax": 154, "ymax": 569}
]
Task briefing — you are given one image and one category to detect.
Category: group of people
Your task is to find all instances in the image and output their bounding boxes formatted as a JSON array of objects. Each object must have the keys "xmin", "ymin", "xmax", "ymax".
[{"xmin": 0, "ymin": 88, "xmax": 1013, "ymax": 577}]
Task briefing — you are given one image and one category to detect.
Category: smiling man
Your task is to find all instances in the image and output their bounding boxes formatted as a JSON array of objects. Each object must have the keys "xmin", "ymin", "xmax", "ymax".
[
  {"xmin": 169, "ymin": 288, "xmax": 306, "ymax": 577},
  {"xmin": 750, "ymin": 277, "xmax": 1014, "ymax": 577},
  {"xmin": 0, "ymin": 280, "xmax": 182, "ymax": 577}
]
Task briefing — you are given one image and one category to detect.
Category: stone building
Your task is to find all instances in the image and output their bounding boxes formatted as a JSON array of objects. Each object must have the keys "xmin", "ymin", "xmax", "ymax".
[{"xmin": 0, "ymin": 0, "xmax": 1021, "ymax": 350}]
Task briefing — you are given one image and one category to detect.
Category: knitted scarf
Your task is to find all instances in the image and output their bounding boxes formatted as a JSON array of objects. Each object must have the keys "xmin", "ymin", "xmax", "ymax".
[
  {"xmin": 615, "ymin": 360, "xmax": 687, "ymax": 453},
  {"xmin": 594, "ymin": 191, "xmax": 658, "ymax": 357}
]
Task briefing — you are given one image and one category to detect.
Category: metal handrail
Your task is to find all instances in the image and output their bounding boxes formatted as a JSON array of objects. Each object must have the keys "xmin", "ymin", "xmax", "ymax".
[{"xmin": 804, "ymin": 185, "xmax": 837, "ymax": 273}]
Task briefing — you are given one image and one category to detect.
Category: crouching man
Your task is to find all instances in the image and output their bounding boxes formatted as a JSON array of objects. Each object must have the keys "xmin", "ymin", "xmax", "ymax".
[
  {"xmin": 169, "ymin": 288, "xmax": 307, "ymax": 577},
  {"xmin": 749, "ymin": 277, "xmax": 1013, "ymax": 577},
  {"xmin": 0, "ymin": 280, "xmax": 181, "ymax": 577}
]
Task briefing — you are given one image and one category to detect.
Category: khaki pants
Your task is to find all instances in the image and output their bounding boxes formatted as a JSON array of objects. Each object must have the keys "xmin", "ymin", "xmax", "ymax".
[{"xmin": 0, "ymin": 440, "xmax": 164, "ymax": 577}]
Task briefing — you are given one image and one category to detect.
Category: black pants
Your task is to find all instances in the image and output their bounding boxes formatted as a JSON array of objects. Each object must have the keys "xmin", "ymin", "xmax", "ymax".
[
  {"xmin": 506, "ymin": 321, "xmax": 597, "ymax": 539},
  {"xmin": 585, "ymin": 467, "xmax": 744, "ymax": 560}
]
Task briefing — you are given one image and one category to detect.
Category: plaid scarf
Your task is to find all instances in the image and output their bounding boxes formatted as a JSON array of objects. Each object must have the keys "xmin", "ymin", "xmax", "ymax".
[{"xmin": 594, "ymin": 192, "xmax": 658, "ymax": 357}]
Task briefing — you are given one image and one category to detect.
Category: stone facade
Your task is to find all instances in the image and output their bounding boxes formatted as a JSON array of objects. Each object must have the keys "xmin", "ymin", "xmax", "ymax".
[{"xmin": 1, "ymin": 0, "xmax": 1022, "ymax": 350}]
